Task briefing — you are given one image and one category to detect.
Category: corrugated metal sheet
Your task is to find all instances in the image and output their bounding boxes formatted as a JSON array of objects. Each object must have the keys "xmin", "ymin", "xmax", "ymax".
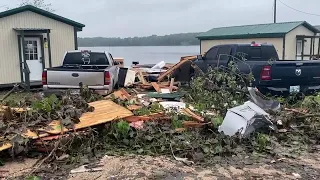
[
  {"xmin": 197, "ymin": 21, "xmax": 319, "ymax": 40},
  {"xmin": 0, "ymin": 11, "xmax": 75, "ymax": 84}
]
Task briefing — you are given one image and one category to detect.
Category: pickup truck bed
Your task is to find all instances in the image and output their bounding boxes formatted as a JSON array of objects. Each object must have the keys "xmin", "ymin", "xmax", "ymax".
[{"xmin": 42, "ymin": 51, "xmax": 119, "ymax": 95}]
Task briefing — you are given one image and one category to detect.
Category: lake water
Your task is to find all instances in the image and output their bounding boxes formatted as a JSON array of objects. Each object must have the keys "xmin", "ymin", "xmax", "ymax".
[{"xmin": 79, "ymin": 46, "xmax": 199, "ymax": 66}]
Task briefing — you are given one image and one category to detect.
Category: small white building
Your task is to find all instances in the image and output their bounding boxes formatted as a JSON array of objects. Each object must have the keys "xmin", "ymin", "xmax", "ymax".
[
  {"xmin": 0, "ymin": 5, "xmax": 85, "ymax": 87},
  {"xmin": 197, "ymin": 21, "xmax": 319, "ymax": 60}
]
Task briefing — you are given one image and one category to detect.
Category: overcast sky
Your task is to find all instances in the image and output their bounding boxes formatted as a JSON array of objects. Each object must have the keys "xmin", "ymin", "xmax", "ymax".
[{"xmin": 1, "ymin": 0, "xmax": 320, "ymax": 38}]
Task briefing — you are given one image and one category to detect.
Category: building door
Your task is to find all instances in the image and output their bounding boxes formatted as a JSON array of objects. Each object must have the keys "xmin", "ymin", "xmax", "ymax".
[
  {"xmin": 296, "ymin": 40, "xmax": 303, "ymax": 60},
  {"xmin": 21, "ymin": 37, "xmax": 43, "ymax": 81}
]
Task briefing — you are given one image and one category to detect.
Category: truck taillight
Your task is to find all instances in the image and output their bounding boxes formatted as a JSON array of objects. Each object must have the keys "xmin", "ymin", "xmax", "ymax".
[
  {"xmin": 42, "ymin": 71, "xmax": 47, "ymax": 85},
  {"xmin": 261, "ymin": 66, "xmax": 272, "ymax": 81},
  {"xmin": 104, "ymin": 71, "xmax": 111, "ymax": 85}
]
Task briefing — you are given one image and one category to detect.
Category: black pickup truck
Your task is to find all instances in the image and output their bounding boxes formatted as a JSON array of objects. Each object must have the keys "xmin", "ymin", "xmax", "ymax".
[{"xmin": 193, "ymin": 43, "xmax": 320, "ymax": 95}]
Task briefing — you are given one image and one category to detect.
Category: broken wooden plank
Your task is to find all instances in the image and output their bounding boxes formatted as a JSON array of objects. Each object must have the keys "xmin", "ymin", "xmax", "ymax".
[
  {"xmin": 108, "ymin": 88, "xmax": 131, "ymax": 100},
  {"xmin": 157, "ymin": 60, "xmax": 192, "ymax": 82},
  {"xmin": 127, "ymin": 105, "xmax": 143, "ymax": 111},
  {"xmin": 183, "ymin": 121, "xmax": 206, "ymax": 128},
  {"xmin": 124, "ymin": 113, "xmax": 167, "ymax": 123},
  {"xmin": 137, "ymin": 71, "xmax": 148, "ymax": 85},
  {"xmin": 151, "ymin": 82, "xmax": 161, "ymax": 93},
  {"xmin": 182, "ymin": 108, "xmax": 205, "ymax": 122},
  {"xmin": 169, "ymin": 78, "xmax": 175, "ymax": 92},
  {"xmin": 37, "ymin": 100, "xmax": 133, "ymax": 135}
]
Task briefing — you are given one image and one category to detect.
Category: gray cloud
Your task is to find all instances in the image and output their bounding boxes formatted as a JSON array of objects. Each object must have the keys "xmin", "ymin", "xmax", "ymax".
[{"xmin": 1, "ymin": 0, "xmax": 320, "ymax": 37}]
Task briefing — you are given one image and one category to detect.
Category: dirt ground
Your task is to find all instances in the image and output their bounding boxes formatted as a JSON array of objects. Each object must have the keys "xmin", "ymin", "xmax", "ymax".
[
  {"xmin": 68, "ymin": 153, "xmax": 320, "ymax": 180},
  {"xmin": 1, "ymin": 152, "xmax": 319, "ymax": 180}
]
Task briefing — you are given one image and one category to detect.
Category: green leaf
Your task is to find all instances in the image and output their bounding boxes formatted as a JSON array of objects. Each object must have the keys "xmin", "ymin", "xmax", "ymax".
[{"xmin": 137, "ymin": 148, "xmax": 144, "ymax": 154}]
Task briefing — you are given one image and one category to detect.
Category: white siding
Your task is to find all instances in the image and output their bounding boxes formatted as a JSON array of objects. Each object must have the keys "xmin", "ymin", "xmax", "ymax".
[
  {"xmin": 201, "ymin": 38, "xmax": 283, "ymax": 59},
  {"xmin": 0, "ymin": 11, "xmax": 75, "ymax": 84},
  {"xmin": 285, "ymin": 25, "xmax": 314, "ymax": 60}
]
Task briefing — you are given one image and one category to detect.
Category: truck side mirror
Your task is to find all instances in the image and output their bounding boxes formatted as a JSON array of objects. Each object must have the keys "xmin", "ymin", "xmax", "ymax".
[{"xmin": 197, "ymin": 55, "xmax": 203, "ymax": 60}]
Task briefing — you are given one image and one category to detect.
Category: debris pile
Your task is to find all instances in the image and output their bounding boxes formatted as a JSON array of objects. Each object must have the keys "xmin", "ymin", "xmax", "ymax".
[{"xmin": 0, "ymin": 56, "xmax": 320, "ymax": 178}]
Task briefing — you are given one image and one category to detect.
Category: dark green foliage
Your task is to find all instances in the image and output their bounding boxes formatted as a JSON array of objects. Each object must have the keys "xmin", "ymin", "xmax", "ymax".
[
  {"xmin": 185, "ymin": 61, "xmax": 254, "ymax": 115},
  {"xmin": 0, "ymin": 91, "xmax": 97, "ymax": 151},
  {"xmin": 78, "ymin": 33, "xmax": 201, "ymax": 47}
]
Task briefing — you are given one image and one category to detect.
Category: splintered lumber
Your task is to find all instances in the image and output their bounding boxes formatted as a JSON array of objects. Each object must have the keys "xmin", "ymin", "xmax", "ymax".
[
  {"xmin": 151, "ymin": 82, "xmax": 161, "ymax": 93},
  {"xmin": 127, "ymin": 105, "xmax": 143, "ymax": 111},
  {"xmin": 108, "ymin": 88, "xmax": 131, "ymax": 100},
  {"xmin": 183, "ymin": 121, "xmax": 206, "ymax": 128},
  {"xmin": 169, "ymin": 78, "xmax": 175, "ymax": 92},
  {"xmin": 137, "ymin": 71, "xmax": 148, "ymax": 85},
  {"xmin": 0, "ymin": 100, "xmax": 133, "ymax": 152},
  {"xmin": 125, "ymin": 113, "xmax": 167, "ymax": 123},
  {"xmin": 0, "ymin": 143, "xmax": 12, "ymax": 152},
  {"xmin": 0, "ymin": 106, "xmax": 31, "ymax": 113},
  {"xmin": 37, "ymin": 100, "xmax": 133, "ymax": 134},
  {"xmin": 180, "ymin": 55, "xmax": 197, "ymax": 62},
  {"xmin": 182, "ymin": 108, "xmax": 205, "ymax": 122},
  {"xmin": 157, "ymin": 60, "xmax": 191, "ymax": 82}
]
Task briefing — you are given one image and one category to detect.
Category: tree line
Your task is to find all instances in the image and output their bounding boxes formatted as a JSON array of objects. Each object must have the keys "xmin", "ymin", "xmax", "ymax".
[{"xmin": 78, "ymin": 33, "xmax": 202, "ymax": 47}]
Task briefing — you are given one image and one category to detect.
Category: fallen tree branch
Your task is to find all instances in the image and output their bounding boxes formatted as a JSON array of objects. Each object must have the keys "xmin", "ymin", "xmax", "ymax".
[
  {"xmin": 26, "ymin": 120, "xmax": 64, "ymax": 176},
  {"xmin": 0, "ymin": 84, "xmax": 19, "ymax": 102},
  {"xmin": 297, "ymin": 114, "xmax": 320, "ymax": 119}
]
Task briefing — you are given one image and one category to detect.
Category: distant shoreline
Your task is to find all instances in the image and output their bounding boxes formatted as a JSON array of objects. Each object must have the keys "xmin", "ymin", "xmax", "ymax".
[
  {"xmin": 79, "ymin": 45, "xmax": 200, "ymax": 47},
  {"xmin": 78, "ymin": 32, "xmax": 202, "ymax": 47}
]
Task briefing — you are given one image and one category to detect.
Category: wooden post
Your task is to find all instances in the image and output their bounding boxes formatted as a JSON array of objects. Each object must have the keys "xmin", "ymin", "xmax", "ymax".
[
  {"xmin": 47, "ymin": 30, "xmax": 52, "ymax": 67},
  {"xmin": 169, "ymin": 78, "xmax": 174, "ymax": 93},
  {"xmin": 21, "ymin": 31, "xmax": 30, "ymax": 92}
]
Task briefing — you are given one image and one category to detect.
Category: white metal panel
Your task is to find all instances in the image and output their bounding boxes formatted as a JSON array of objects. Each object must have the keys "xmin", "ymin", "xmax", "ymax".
[
  {"xmin": 0, "ymin": 11, "xmax": 75, "ymax": 84},
  {"xmin": 201, "ymin": 38, "xmax": 283, "ymax": 59}
]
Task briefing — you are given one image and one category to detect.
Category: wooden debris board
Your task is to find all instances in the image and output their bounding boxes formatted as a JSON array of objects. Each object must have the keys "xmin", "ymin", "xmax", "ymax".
[
  {"xmin": 0, "ymin": 100, "xmax": 134, "ymax": 152},
  {"xmin": 157, "ymin": 60, "xmax": 190, "ymax": 82},
  {"xmin": 137, "ymin": 71, "xmax": 148, "ymax": 85},
  {"xmin": 38, "ymin": 100, "xmax": 133, "ymax": 134},
  {"xmin": 0, "ymin": 143, "xmax": 12, "ymax": 152},
  {"xmin": 182, "ymin": 108, "xmax": 205, "ymax": 122},
  {"xmin": 169, "ymin": 78, "xmax": 175, "ymax": 92},
  {"xmin": 127, "ymin": 105, "xmax": 143, "ymax": 111},
  {"xmin": 108, "ymin": 88, "xmax": 131, "ymax": 100},
  {"xmin": 151, "ymin": 82, "xmax": 161, "ymax": 93}
]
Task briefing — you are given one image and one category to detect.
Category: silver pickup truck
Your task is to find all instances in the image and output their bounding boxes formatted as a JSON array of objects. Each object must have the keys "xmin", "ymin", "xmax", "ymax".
[{"xmin": 42, "ymin": 50, "xmax": 119, "ymax": 95}]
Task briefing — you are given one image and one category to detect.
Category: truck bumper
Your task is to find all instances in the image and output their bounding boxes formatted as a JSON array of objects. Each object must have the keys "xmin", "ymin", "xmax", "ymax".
[
  {"xmin": 43, "ymin": 85, "xmax": 113, "ymax": 96},
  {"xmin": 257, "ymin": 85, "xmax": 320, "ymax": 95}
]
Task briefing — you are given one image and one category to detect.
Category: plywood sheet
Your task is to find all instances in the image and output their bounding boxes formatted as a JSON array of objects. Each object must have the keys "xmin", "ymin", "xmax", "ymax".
[
  {"xmin": 0, "ymin": 143, "xmax": 12, "ymax": 152},
  {"xmin": 38, "ymin": 100, "xmax": 133, "ymax": 134},
  {"xmin": 0, "ymin": 100, "xmax": 133, "ymax": 151}
]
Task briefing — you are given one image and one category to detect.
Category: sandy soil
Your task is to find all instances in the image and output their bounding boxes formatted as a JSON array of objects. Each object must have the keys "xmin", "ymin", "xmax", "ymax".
[
  {"xmin": 1, "ymin": 153, "xmax": 319, "ymax": 179},
  {"xmin": 68, "ymin": 153, "xmax": 320, "ymax": 180}
]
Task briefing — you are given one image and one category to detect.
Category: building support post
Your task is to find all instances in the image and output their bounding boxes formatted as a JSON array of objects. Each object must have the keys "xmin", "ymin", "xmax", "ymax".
[
  {"xmin": 47, "ymin": 30, "xmax": 52, "ymax": 67},
  {"xmin": 21, "ymin": 31, "xmax": 30, "ymax": 91}
]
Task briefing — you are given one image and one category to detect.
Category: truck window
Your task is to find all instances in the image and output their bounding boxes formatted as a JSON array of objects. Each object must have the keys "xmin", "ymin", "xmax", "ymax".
[
  {"xmin": 63, "ymin": 52, "xmax": 110, "ymax": 65},
  {"xmin": 262, "ymin": 46, "xmax": 279, "ymax": 60},
  {"xmin": 217, "ymin": 46, "xmax": 232, "ymax": 61},
  {"xmin": 250, "ymin": 47, "xmax": 262, "ymax": 59},
  {"xmin": 236, "ymin": 46, "xmax": 279, "ymax": 60},
  {"xmin": 205, "ymin": 47, "xmax": 218, "ymax": 61}
]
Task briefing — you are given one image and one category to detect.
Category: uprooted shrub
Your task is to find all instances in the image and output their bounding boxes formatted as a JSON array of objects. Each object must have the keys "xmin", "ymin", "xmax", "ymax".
[
  {"xmin": 0, "ymin": 90, "xmax": 100, "ymax": 152},
  {"xmin": 185, "ymin": 61, "xmax": 254, "ymax": 115}
]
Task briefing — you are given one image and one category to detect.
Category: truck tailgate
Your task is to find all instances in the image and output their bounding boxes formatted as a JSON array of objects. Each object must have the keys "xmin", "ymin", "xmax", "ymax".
[
  {"xmin": 271, "ymin": 61, "xmax": 320, "ymax": 85},
  {"xmin": 46, "ymin": 70, "xmax": 105, "ymax": 87}
]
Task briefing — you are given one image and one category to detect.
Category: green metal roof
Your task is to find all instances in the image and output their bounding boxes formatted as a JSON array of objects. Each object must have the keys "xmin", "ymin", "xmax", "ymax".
[
  {"xmin": 0, "ymin": 5, "xmax": 85, "ymax": 31},
  {"xmin": 197, "ymin": 21, "xmax": 319, "ymax": 40}
]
